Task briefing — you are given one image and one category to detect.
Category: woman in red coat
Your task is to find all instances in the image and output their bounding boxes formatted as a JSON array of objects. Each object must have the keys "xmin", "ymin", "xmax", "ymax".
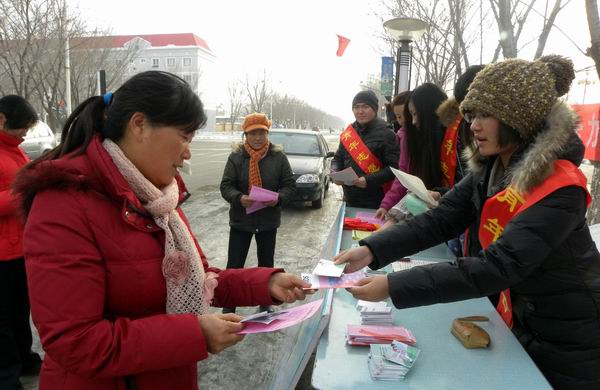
[
  {"xmin": 14, "ymin": 71, "xmax": 310, "ymax": 390},
  {"xmin": 0, "ymin": 95, "xmax": 42, "ymax": 389}
]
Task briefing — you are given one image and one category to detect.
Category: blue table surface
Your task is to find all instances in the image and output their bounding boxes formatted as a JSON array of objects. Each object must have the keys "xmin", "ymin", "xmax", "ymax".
[{"xmin": 311, "ymin": 207, "xmax": 551, "ymax": 390}]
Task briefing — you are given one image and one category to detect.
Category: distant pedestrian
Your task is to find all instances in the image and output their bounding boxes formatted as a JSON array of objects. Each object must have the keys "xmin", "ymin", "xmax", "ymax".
[
  {"xmin": 0, "ymin": 95, "xmax": 42, "ymax": 390},
  {"xmin": 331, "ymin": 90, "xmax": 399, "ymax": 209},
  {"xmin": 220, "ymin": 113, "xmax": 296, "ymax": 314},
  {"xmin": 14, "ymin": 72, "xmax": 309, "ymax": 390}
]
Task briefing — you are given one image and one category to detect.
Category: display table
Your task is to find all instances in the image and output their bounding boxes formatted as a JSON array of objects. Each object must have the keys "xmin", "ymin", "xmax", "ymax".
[{"xmin": 310, "ymin": 205, "xmax": 551, "ymax": 389}]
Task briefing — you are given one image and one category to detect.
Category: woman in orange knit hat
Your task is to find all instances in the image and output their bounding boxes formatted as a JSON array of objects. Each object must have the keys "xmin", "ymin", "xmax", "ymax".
[{"xmin": 220, "ymin": 113, "xmax": 296, "ymax": 313}]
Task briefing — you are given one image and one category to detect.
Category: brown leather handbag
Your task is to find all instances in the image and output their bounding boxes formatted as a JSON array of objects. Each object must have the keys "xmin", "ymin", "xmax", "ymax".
[{"xmin": 451, "ymin": 316, "xmax": 491, "ymax": 349}]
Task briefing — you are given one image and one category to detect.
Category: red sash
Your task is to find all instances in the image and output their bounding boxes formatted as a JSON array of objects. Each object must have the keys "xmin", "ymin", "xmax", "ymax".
[
  {"xmin": 440, "ymin": 115, "xmax": 460, "ymax": 187},
  {"xmin": 478, "ymin": 160, "xmax": 591, "ymax": 328},
  {"xmin": 340, "ymin": 124, "xmax": 392, "ymax": 192}
]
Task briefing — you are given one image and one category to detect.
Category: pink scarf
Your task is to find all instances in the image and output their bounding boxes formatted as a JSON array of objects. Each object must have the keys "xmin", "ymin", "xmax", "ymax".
[{"xmin": 103, "ymin": 139, "xmax": 218, "ymax": 314}]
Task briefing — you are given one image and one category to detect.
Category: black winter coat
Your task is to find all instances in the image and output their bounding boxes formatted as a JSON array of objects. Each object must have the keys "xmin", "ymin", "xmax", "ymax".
[
  {"xmin": 331, "ymin": 117, "xmax": 399, "ymax": 209},
  {"xmin": 361, "ymin": 102, "xmax": 600, "ymax": 389},
  {"xmin": 220, "ymin": 142, "xmax": 295, "ymax": 233}
]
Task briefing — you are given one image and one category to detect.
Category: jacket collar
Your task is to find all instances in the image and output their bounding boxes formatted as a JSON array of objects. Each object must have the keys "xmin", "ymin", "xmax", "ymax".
[
  {"xmin": 465, "ymin": 100, "xmax": 582, "ymax": 194},
  {"xmin": 0, "ymin": 130, "xmax": 24, "ymax": 147},
  {"xmin": 231, "ymin": 141, "xmax": 283, "ymax": 155}
]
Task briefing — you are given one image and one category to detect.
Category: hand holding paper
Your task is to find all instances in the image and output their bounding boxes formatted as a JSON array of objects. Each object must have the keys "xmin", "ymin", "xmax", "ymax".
[
  {"xmin": 301, "ymin": 270, "xmax": 367, "ymax": 289},
  {"xmin": 268, "ymin": 272, "xmax": 312, "ymax": 303},
  {"xmin": 239, "ymin": 298, "xmax": 323, "ymax": 334},
  {"xmin": 390, "ymin": 167, "xmax": 438, "ymax": 206},
  {"xmin": 329, "ymin": 167, "xmax": 359, "ymax": 186},
  {"xmin": 246, "ymin": 186, "xmax": 279, "ymax": 214},
  {"xmin": 198, "ymin": 313, "xmax": 245, "ymax": 353},
  {"xmin": 347, "ymin": 275, "xmax": 390, "ymax": 302}
]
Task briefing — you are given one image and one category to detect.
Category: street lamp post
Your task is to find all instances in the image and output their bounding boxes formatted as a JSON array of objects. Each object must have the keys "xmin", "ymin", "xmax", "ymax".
[{"xmin": 383, "ymin": 17, "xmax": 428, "ymax": 96}]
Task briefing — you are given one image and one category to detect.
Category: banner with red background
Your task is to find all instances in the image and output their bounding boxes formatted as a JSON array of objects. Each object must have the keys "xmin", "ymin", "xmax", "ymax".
[{"xmin": 573, "ymin": 104, "xmax": 600, "ymax": 161}]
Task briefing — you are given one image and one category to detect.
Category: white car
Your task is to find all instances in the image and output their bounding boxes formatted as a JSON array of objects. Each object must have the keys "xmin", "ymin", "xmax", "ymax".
[{"xmin": 20, "ymin": 121, "xmax": 57, "ymax": 159}]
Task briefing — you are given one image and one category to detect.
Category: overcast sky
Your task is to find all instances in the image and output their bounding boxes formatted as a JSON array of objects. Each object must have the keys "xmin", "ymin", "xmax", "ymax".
[{"xmin": 71, "ymin": 0, "xmax": 596, "ymax": 123}]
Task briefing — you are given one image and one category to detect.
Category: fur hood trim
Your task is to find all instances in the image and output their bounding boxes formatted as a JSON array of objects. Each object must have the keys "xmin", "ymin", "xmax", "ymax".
[
  {"xmin": 436, "ymin": 97, "xmax": 461, "ymax": 127},
  {"xmin": 464, "ymin": 100, "xmax": 580, "ymax": 193}
]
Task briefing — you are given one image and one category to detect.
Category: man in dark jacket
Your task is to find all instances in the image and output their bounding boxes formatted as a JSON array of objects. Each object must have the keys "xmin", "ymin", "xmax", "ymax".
[
  {"xmin": 331, "ymin": 90, "xmax": 399, "ymax": 209},
  {"xmin": 335, "ymin": 56, "xmax": 600, "ymax": 389}
]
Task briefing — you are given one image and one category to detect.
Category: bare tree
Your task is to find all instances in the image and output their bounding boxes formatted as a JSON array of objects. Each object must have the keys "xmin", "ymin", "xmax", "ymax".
[
  {"xmin": 227, "ymin": 79, "xmax": 245, "ymax": 130},
  {"xmin": 376, "ymin": 0, "xmax": 478, "ymax": 90},
  {"xmin": 586, "ymin": 0, "xmax": 600, "ymax": 80},
  {"xmin": 533, "ymin": 0, "xmax": 572, "ymax": 59},
  {"xmin": 0, "ymin": 0, "xmax": 57, "ymax": 100},
  {"xmin": 244, "ymin": 70, "xmax": 269, "ymax": 114},
  {"xmin": 0, "ymin": 0, "xmax": 138, "ymax": 130}
]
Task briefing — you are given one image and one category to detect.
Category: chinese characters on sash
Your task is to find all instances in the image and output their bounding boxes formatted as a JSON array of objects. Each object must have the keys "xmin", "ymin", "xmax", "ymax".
[{"xmin": 478, "ymin": 160, "xmax": 590, "ymax": 328}]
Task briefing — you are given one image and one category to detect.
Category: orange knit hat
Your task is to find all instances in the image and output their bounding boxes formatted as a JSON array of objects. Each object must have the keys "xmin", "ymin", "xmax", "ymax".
[{"xmin": 242, "ymin": 113, "xmax": 271, "ymax": 133}]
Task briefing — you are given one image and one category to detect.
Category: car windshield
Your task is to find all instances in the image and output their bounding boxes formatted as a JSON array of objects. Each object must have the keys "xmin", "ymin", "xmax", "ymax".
[{"xmin": 269, "ymin": 132, "xmax": 321, "ymax": 156}]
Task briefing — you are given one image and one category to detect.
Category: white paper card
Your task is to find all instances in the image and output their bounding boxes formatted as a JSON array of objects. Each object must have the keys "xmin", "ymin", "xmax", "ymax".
[
  {"xmin": 329, "ymin": 167, "xmax": 359, "ymax": 186},
  {"xmin": 312, "ymin": 259, "xmax": 345, "ymax": 277},
  {"xmin": 390, "ymin": 167, "xmax": 438, "ymax": 206}
]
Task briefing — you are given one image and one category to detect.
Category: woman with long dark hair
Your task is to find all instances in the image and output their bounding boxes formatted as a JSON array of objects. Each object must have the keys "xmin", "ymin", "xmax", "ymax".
[
  {"xmin": 13, "ymin": 71, "xmax": 309, "ymax": 390},
  {"xmin": 405, "ymin": 83, "xmax": 448, "ymax": 193}
]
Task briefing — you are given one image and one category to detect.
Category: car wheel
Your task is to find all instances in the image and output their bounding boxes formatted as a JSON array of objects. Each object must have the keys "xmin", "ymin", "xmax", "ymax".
[{"xmin": 312, "ymin": 187, "xmax": 324, "ymax": 209}]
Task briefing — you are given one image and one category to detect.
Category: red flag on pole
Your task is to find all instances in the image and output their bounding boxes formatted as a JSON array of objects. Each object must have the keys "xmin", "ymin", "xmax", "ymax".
[{"xmin": 336, "ymin": 34, "xmax": 350, "ymax": 57}]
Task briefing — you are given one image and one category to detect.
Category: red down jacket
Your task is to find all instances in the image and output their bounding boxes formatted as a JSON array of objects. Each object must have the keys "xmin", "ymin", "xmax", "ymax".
[
  {"xmin": 14, "ymin": 135, "xmax": 280, "ymax": 390},
  {"xmin": 0, "ymin": 131, "xmax": 29, "ymax": 260}
]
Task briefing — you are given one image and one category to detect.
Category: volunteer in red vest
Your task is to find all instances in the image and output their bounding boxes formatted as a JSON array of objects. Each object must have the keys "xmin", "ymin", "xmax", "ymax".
[
  {"xmin": 331, "ymin": 90, "xmax": 399, "ymax": 209},
  {"xmin": 334, "ymin": 55, "xmax": 600, "ymax": 389},
  {"xmin": 0, "ymin": 95, "xmax": 42, "ymax": 390},
  {"xmin": 435, "ymin": 65, "xmax": 486, "ymax": 195}
]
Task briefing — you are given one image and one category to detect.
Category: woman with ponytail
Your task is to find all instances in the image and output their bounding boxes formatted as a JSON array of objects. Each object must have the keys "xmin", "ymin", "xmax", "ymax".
[{"xmin": 14, "ymin": 71, "xmax": 309, "ymax": 390}]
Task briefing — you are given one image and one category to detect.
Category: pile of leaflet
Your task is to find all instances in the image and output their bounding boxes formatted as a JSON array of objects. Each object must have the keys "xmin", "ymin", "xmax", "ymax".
[
  {"xmin": 356, "ymin": 300, "xmax": 393, "ymax": 326},
  {"xmin": 368, "ymin": 341, "xmax": 421, "ymax": 381},
  {"xmin": 346, "ymin": 324, "xmax": 416, "ymax": 346}
]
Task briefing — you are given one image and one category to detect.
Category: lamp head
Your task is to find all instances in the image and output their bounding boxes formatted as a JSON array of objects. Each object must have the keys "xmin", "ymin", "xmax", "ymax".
[{"xmin": 384, "ymin": 17, "xmax": 429, "ymax": 42}]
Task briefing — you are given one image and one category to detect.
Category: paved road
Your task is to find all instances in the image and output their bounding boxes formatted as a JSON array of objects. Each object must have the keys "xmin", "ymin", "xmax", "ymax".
[
  {"xmin": 182, "ymin": 140, "xmax": 234, "ymax": 191},
  {"xmin": 182, "ymin": 136, "xmax": 340, "ymax": 192}
]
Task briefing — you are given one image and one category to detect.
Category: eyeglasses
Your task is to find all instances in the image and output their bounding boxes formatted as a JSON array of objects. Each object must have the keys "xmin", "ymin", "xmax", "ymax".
[{"xmin": 463, "ymin": 111, "xmax": 492, "ymax": 123}]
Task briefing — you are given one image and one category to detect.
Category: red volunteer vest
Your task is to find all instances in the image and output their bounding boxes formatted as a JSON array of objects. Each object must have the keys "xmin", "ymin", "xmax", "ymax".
[
  {"xmin": 440, "ymin": 115, "xmax": 461, "ymax": 187},
  {"xmin": 478, "ymin": 159, "xmax": 591, "ymax": 328},
  {"xmin": 340, "ymin": 124, "xmax": 392, "ymax": 192}
]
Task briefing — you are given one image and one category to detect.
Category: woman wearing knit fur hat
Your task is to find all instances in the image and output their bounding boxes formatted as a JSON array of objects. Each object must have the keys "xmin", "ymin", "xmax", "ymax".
[
  {"xmin": 335, "ymin": 55, "xmax": 600, "ymax": 389},
  {"xmin": 220, "ymin": 113, "xmax": 296, "ymax": 313}
]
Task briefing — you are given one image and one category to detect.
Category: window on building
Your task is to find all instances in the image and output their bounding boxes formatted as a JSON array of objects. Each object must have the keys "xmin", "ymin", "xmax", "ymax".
[
  {"xmin": 152, "ymin": 58, "xmax": 159, "ymax": 68},
  {"xmin": 183, "ymin": 57, "xmax": 192, "ymax": 67},
  {"xmin": 167, "ymin": 58, "xmax": 176, "ymax": 67},
  {"xmin": 183, "ymin": 74, "xmax": 192, "ymax": 83},
  {"xmin": 140, "ymin": 58, "xmax": 146, "ymax": 64}
]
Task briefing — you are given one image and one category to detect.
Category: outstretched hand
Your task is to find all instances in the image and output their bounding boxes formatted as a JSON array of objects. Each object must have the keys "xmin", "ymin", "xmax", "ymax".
[
  {"xmin": 347, "ymin": 275, "xmax": 390, "ymax": 301},
  {"xmin": 269, "ymin": 272, "xmax": 313, "ymax": 303},
  {"xmin": 333, "ymin": 245, "xmax": 374, "ymax": 273}
]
